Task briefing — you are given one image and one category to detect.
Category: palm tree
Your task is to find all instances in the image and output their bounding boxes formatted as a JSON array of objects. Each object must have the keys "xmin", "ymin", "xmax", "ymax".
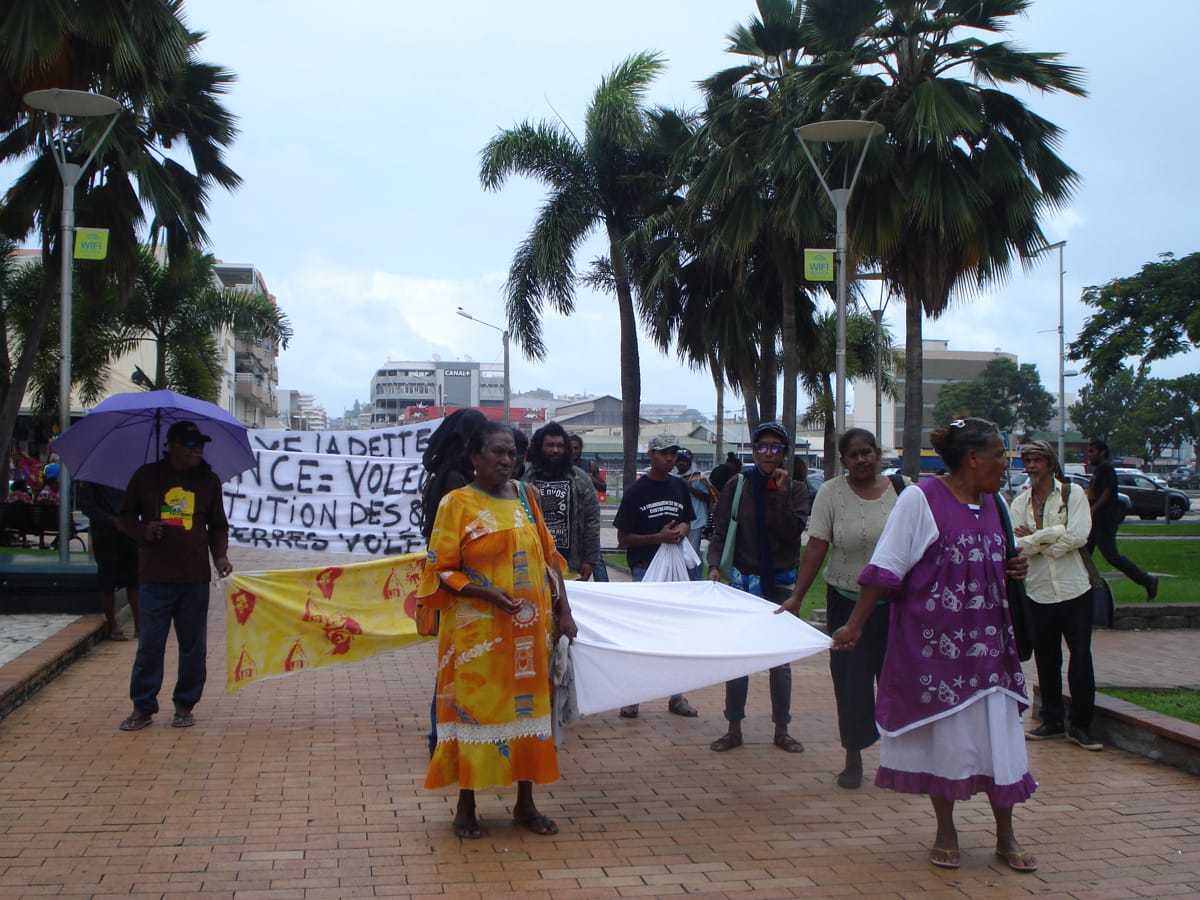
[
  {"xmin": 479, "ymin": 51, "xmax": 667, "ymax": 485},
  {"xmin": 681, "ymin": 0, "xmax": 828, "ymax": 444},
  {"xmin": 797, "ymin": 0, "xmax": 1086, "ymax": 476},
  {"xmin": 0, "ymin": 0, "xmax": 240, "ymax": 486},
  {"xmin": 121, "ymin": 246, "xmax": 292, "ymax": 402}
]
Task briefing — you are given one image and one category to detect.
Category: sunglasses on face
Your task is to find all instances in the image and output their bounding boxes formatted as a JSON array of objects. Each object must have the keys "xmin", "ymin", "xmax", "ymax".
[
  {"xmin": 177, "ymin": 438, "xmax": 207, "ymax": 449},
  {"xmin": 754, "ymin": 443, "xmax": 785, "ymax": 455}
]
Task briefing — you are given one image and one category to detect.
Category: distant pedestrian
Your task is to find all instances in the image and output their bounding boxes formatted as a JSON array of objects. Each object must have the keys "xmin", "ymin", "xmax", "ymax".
[
  {"xmin": 1085, "ymin": 439, "xmax": 1157, "ymax": 600},
  {"xmin": 116, "ymin": 421, "xmax": 232, "ymax": 732},
  {"xmin": 709, "ymin": 451, "xmax": 741, "ymax": 494},
  {"xmin": 78, "ymin": 481, "xmax": 141, "ymax": 642}
]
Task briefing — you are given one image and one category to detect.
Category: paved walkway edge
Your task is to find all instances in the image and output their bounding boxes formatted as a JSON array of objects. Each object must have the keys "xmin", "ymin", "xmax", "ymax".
[{"xmin": 0, "ymin": 615, "xmax": 106, "ymax": 720}]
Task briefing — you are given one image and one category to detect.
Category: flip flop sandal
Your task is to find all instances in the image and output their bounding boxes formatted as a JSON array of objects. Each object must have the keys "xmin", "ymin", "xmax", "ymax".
[
  {"xmin": 995, "ymin": 849, "xmax": 1038, "ymax": 872},
  {"xmin": 452, "ymin": 819, "xmax": 485, "ymax": 840},
  {"xmin": 119, "ymin": 712, "xmax": 152, "ymax": 731},
  {"xmin": 108, "ymin": 629, "xmax": 130, "ymax": 642},
  {"xmin": 773, "ymin": 735, "xmax": 805, "ymax": 753},
  {"xmin": 512, "ymin": 813, "xmax": 558, "ymax": 836},
  {"xmin": 929, "ymin": 847, "xmax": 961, "ymax": 869},
  {"xmin": 709, "ymin": 732, "xmax": 743, "ymax": 752}
]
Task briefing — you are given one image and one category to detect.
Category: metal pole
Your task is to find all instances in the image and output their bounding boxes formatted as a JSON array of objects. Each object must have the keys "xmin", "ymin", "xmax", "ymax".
[
  {"xmin": 1057, "ymin": 242, "xmax": 1066, "ymax": 464},
  {"xmin": 833, "ymin": 188, "xmax": 850, "ymax": 436},
  {"xmin": 57, "ymin": 163, "xmax": 82, "ymax": 564},
  {"xmin": 871, "ymin": 308, "xmax": 885, "ymax": 441},
  {"xmin": 502, "ymin": 329, "xmax": 511, "ymax": 425}
]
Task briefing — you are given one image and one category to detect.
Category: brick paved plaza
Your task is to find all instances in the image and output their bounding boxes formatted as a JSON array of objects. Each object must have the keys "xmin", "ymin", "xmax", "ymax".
[{"xmin": 0, "ymin": 546, "xmax": 1197, "ymax": 896}]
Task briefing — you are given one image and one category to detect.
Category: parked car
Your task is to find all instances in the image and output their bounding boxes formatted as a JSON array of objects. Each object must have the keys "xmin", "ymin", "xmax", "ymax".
[
  {"xmin": 1061, "ymin": 473, "xmax": 1131, "ymax": 522},
  {"xmin": 1113, "ymin": 468, "xmax": 1191, "ymax": 521},
  {"xmin": 1167, "ymin": 466, "xmax": 1200, "ymax": 490}
]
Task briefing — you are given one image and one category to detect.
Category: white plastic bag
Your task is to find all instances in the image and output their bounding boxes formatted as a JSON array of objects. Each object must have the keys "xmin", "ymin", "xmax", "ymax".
[{"xmin": 643, "ymin": 540, "xmax": 701, "ymax": 582}]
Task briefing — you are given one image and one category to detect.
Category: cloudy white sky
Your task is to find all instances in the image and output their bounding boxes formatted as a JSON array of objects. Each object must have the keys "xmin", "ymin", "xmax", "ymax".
[{"xmin": 191, "ymin": 0, "xmax": 1200, "ymax": 420}]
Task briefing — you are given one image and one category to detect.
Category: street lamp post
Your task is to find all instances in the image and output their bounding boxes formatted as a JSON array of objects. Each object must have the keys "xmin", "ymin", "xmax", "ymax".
[
  {"xmin": 456, "ymin": 308, "xmax": 510, "ymax": 424},
  {"xmin": 24, "ymin": 89, "xmax": 122, "ymax": 564},
  {"xmin": 796, "ymin": 120, "xmax": 883, "ymax": 439},
  {"xmin": 1033, "ymin": 240, "xmax": 1068, "ymax": 462}
]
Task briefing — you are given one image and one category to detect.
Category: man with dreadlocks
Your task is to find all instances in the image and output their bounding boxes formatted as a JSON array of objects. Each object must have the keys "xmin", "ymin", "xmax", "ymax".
[{"xmin": 522, "ymin": 422, "xmax": 601, "ymax": 581}]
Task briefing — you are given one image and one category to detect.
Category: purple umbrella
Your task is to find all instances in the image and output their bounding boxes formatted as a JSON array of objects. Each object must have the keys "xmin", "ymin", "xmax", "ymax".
[{"xmin": 53, "ymin": 390, "xmax": 255, "ymax": 490}]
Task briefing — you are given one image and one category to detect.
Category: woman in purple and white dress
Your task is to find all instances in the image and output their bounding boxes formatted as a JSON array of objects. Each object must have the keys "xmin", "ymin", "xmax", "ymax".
[{"xmin": 831, "ymin": 418, "xmax": 1038, "ymax": 874}]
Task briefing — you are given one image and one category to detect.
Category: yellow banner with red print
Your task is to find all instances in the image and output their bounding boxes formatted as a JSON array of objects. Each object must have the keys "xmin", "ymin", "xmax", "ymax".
[{"xmin": 224, "ymin": 552, "xmax": 427, "ymax": 692}]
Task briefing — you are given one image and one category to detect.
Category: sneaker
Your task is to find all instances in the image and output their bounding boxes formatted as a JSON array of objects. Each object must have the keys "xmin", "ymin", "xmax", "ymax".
[
  {"xmin": 1025, "ymin": 721, "xmax": 1065, "ymax": 740},
  {"xmin": 1068, "ymin": 726, "xmax": 1103, "ymax": 751},
  {"xmin": 1145, "ymin": 575, "xmax": 1159, "ymax": 601}
]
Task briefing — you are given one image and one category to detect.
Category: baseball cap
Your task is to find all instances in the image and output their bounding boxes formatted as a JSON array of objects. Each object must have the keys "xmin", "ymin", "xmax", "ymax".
[
  {"xmin": 648, "ymin": 433, "xmax": 681, "ymax": 452},
  {"xmin": 752, "ymin": 421, "xmax": 789, "ymax": 446},
  {"xmin": 166, "ymin": 421, "xmax": 212, "ymax": 446}
]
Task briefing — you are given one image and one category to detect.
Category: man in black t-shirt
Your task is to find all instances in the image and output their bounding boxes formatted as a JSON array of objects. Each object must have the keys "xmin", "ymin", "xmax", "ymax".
[
  {"xmin": 612, "ymin": 433, "xmax": 698, "ymax": 719},
  {"xmin": 1085, "ymin": 439, "xmax": 1157, "ymax": 600}
]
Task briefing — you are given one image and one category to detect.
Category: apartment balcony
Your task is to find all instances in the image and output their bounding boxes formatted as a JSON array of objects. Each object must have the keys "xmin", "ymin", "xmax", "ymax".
[{"xmin": 234, "ymin": 372, "xmax": 272, "ymax": 407}]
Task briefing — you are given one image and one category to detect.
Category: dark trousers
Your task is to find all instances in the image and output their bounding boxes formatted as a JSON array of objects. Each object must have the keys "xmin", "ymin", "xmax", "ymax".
[
  {"xmin": 825, "ymin": 586, "xmax": 888, "ymax": 751},
  {"xmin": 1087, "ymin": 521, "xmax": 1152, "ymax": 588},
  {"xmin": 1030, "ymin": 590, "xmax": 1096, "ymax": 729},
  {"xmin": 724, "ymin": 580, "xmax": 792, "ymax": 726},
  {"xmin": 130, "ymin": 582, "xmax": 210, "ymax": 715}
]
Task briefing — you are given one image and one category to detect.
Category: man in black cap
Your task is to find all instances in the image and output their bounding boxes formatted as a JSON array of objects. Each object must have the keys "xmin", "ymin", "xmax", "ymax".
[
  {"xmin": 116, "ymin": 420, "xmax": 232, "ymax": 732},
  {"xmin": 612, "ymin": 432, "xmax": 699, "ymax": 718}
]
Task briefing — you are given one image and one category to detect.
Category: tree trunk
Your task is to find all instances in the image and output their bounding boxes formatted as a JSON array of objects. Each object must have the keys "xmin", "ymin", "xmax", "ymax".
[
  {"xmin": 757, "ymin": 338, "xmax": 776, "ymax": 424},
  {"xmin": 779, "ymin": 264, "xmax": 798, "ymax": 448},
  {"xmin": 710, "ymin": 350, "xmax": 725, "ymax": 461},
  {"xmin": 902, "ymin": 296, "xmax": 924, "ymax": 479},
  {"xmin": 608, "ymin": 222, "xmax": 641, "ymax": 487}
]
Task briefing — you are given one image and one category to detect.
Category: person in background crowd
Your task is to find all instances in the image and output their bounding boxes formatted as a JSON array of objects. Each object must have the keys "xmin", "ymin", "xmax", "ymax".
[
  {"xmin": 569, "ymin": 433, "xmax": 609, "ymax": 582},
  {"xmin": 1011, "ymin": 441, "xmax": 1100, "ymax": 751},
  {"xmin": 613, "ymin": 433, "xmax": 698, "ymax": 719},
  {"xmin": 523, "ymin": 422, "xmax": 601, "ymax": 581},
  {"xmin": 36, "ymin": 463, "xmax": 60, "ymax": 504},
  {"xmin": 1085, "ymin": 439, "xmax": 1157, "ymax": 600},
  {"xmin": 831, "ymin": 417, "xmax": 1037, "ymax": 873},
  {"xmin": 511, "ymin": 426, "xmax": 529, "ymax": 481},
  {"xmin": 570, "ymin": 433, "xmax": 608, "ymax": 496},
  {"xmin": 777, "ymin": 428, "xmax": 903, "ymax": 787},
  {"xmin": 6, "ymin": 478, "xmax": 33, "ymax": 503},
  {"xmin": 709, "ymin": 451, "xmax": 742, "ymax": 494},
  {"xmin": 672, "ymin": 448, "xmax": 713, "ymax": 580},
  {"xmin": 78, "ymin": 481, "xmax": 141, "ymax": 642}
]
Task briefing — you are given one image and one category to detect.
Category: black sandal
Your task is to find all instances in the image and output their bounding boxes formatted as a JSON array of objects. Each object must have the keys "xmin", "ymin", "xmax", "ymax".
[{"xmin": 709, "ymin": 732, "xmax": 743, "ymax": 752}]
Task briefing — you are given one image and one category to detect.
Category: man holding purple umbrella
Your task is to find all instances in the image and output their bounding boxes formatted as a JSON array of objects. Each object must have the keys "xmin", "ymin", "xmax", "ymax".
[{"xmin": 116, "ymin": 421, "xmax": 233, "ymax": 731}]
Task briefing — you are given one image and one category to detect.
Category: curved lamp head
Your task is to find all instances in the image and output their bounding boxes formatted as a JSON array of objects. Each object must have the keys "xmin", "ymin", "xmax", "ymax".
[
  {"xmin": 795, "ymin": 119, "xmax": 883, "ymax": 144},
  {"xmin": 24, "ymin": 89, "xmax": 122, "ymax": 118}
]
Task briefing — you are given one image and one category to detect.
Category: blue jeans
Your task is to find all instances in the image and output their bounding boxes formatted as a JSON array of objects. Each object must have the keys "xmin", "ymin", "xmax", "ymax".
[
  {"xmin": 724, "ymin": 572, "xmax": 792, "ymax": 725},
  {"xmin": 129, "ymin": 582, "xmax": 210, "ymax": 715},
  {"xmin": 591, "ymin": 558, "xmax": 609, "ymax": 582}
]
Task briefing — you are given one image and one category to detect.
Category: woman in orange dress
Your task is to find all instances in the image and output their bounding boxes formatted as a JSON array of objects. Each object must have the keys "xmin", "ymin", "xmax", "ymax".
[{"xmin": 417, "ymin": 421, "xmax": 576, "ymax": 839}]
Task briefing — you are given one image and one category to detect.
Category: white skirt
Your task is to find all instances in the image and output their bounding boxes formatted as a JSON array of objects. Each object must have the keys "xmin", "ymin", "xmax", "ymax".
[{"xmin": 877, "ymin": 690, "xmax": 1036, "ymax": 805}]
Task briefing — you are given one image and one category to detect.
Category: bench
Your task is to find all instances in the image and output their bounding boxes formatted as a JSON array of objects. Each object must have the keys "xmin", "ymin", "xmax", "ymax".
[{"xmin": 0, "ymin": 504, "xmax": 87, "ymax": 550}]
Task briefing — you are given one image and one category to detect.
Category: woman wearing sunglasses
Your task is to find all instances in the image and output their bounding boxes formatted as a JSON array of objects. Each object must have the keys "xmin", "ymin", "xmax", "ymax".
[{"xmin": 706, "ymin": 422, "xmax": 810, "ymax": 753}]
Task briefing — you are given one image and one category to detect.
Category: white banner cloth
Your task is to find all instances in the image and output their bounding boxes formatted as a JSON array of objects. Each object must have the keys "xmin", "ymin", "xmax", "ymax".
[{"xmin": 566, "ymin": 579, "xmax": 832, "ymax": 716}]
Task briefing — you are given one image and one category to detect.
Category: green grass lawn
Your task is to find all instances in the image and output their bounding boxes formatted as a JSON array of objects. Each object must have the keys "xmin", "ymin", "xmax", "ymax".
[
  {"xmin": 1102, "ymin": 687, "xmax": 1200, "ymax": 726},
  {"xmin": 1097, "ymin": 523, "xmax": 1199, "ymax": 605}
]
